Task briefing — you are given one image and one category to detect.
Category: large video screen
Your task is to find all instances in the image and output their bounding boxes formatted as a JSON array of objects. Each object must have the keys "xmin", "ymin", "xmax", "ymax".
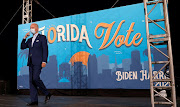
[{"xmin": 17, "ymin": 3, "xmax": 168, "ymax": 89}]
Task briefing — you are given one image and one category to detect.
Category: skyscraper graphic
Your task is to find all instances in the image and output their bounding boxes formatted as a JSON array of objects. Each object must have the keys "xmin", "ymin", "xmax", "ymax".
[
  {"xmin": 112, "ymin": 56, "xmax": 117, "ymax": 73},
  {"xmin": 130, "ymin": 50, "xmax": 142, "ymax": 71},
  {"xmin": 71, "ymin": 62, "xmax": 87, "ymax": 89},
  {"xmin": 122, "ymin": 58, "xmax": 131, "ymax": 72},
  {"xmin": 144, "ymin": 61, "xmax": 149, "ymax": 70},
  {"xmin": 88, "ymin": 54, "xmax": 98, "ymax": 88},
  {"xmin": 97, "ymin": 54, "xmax": 109, "ymax": 74},
  {"xmin": 41, "ymin": 55, "xmax": 58, "ymax": 88}
]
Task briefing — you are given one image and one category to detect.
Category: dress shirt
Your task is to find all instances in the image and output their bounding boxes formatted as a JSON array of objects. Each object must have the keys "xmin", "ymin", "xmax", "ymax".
[{"xmin": 32, "ymin": 33, "xmax": 38, "ymax": 47}]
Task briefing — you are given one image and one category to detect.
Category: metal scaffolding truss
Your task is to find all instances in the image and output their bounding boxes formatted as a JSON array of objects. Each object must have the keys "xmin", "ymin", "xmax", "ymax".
[
  {"xmin": 143, "ymin": 0, "xmax": 176, "ymax": 107},
  {"xmin": 22, "ymin": 0, "xmax": 32, "ymax": 24}
]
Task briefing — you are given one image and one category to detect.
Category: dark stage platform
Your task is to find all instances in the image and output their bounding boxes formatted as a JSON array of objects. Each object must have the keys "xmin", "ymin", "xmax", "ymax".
[{"xmin": 0, "ymin": 95, "xmax": 180, "ymax": 107}]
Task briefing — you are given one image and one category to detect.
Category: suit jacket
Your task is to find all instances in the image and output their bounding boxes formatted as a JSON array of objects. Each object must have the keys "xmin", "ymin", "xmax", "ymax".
[{"xmin": 21, "ymin": 34, "xmax": 48, "ymax": 66}]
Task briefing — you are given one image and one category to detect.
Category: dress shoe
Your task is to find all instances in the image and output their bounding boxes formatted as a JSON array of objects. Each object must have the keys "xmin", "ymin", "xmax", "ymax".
[
  {"xmin": 45, "ymin": 93, "xmax": 52, "ymax": 103},
  {"xmin": 26, "ymin": 101, "xmax": 38, "ymax": 106}
]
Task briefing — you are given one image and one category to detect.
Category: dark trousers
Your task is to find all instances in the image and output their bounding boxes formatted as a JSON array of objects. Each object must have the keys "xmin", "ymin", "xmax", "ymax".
[{"xmin": 29, "ymin": 64, "xmax": 49, "ymax": 102}]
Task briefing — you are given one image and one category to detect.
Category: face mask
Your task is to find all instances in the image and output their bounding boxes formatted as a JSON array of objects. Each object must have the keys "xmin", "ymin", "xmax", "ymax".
[{"xmin": 30, "ymin": 29, "xmax": 36, "ymax": 34}]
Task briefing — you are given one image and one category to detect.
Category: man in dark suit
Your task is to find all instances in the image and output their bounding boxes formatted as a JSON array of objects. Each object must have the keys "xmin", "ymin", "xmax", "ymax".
[{"xmin": 21, "ymin": 23, "xmax": 52, "ymax": 106}]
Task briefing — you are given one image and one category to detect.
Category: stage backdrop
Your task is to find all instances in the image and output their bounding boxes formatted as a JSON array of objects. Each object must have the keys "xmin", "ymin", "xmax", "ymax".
[{"xmin": 17, "ymin": 3, "xmax": 169, "ymax": 89}]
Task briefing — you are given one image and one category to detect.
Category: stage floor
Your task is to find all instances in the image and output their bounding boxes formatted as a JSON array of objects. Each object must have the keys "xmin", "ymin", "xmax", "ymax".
[{"xmin": 0, "ymin": 95, "xmax": 179, "ymax": 107}]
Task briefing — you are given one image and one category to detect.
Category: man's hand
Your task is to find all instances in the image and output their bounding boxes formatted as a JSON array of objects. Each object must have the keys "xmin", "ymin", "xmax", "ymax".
[
  {"xmin": 41, "ymin": 62, "xmax": 46, "ymax": 68},
  {"xmin": 24, "ymin": 32, "xmax": 30, "ymax": 39}
]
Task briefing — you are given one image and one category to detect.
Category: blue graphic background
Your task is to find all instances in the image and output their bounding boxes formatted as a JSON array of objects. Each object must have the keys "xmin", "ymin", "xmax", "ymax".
[{"xmin": 17, "ymin": 3, "xmax": 167, "ymax": 89}]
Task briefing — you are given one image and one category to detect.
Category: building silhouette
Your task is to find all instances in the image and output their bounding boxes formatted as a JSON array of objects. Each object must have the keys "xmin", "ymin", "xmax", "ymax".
[
  {"xmin": 122, "ymin": 58, "xmax": 131, "ymax": 72},
  {"xmin": 111, "ymin": 56, "xmax": 117, "ymax": 73},
  {"xmin": 41, "ymin": 55, "xmax": 58, "ymax": 88},
  {"xmin": 71, "ymin": 62, "xmax": 87, "ymax": 89},
  {"xmin": 144, "ymin": 61, "xmax": 149, "ymax": 70},
  {"xmin": 87, "ymin": 54, "xmax": 98, "ymax": 88},
  {"xmin": 143, "ymin": 48, "xmax": 167, "ymax": 71},
  {"xmin": 97, "ymin": 54, "xmax": 109, "ymax": 74},
  {"xmin": 130, "ymin": 50, "xmax": 142, "ymax": 71}
]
